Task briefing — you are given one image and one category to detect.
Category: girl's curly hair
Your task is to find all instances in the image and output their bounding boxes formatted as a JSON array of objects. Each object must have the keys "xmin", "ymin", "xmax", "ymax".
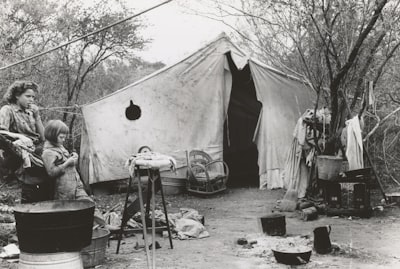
[{"xmin": 3, "ymin": 80, "xmax": 39, "ymax": 104}]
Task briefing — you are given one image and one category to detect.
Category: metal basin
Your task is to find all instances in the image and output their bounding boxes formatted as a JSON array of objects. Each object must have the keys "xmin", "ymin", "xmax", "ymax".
[
  {"xmin": 14, "ymin": 200, "xmax": 95, "ymax": 253},
  {"xmin": 272, "ymin": 245, "xmax": 312, "ymax": 265}
]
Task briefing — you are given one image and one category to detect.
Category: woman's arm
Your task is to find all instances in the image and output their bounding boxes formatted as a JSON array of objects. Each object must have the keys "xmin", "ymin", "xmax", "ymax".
[
  {"xmin": 29, "ymin": 104, "xmax": 44, "ymax": 141},
  {"xmin": 0, "ymin": 130, "xmax": 25, "ymax": 139},
  {"xmin": 0, "ymin": 106, "xmax": 20, "ymax": 140},
  {"xmin": 34, "ymin": 115, "xmax": 44, "ymax": 142},
  {"xmin": 0, "ymin": 130, "xmax": 34, "ymax": 149},
  {"xmin": 0, "ymin": 105, "xmax": 35, "ymax": 144}
]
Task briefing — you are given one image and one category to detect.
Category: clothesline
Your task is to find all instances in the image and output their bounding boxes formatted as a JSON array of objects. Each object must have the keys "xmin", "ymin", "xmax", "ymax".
[
  {"xmin": 70, "ymin": 132, "xmax": 82, "ymax": 139},
  {"xmin": 38, "ymin": 104, "xmax": 83, "ymax": 116},
  {"xmin": 39, "ymin": 105, "xmax": 81, "ymax": 110},
  {"xmin": 42, "ymin": 108, "xmax": 82, "ymax": 116},
  {"xmin": 0, "ymin": 0, "xmax": 173, "ymax": 71}
]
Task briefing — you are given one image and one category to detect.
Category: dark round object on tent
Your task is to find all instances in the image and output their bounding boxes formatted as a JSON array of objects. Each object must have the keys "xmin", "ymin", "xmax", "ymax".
[
  {"xmin": 259, "ymin": 213, "xmax": 286, "ymax": 236},
  {"xmin": 125, "ymin": 100, "xmax": 141, "ymax": 120},
  {"xmin": 14, "ymin": 200, "xmax": 95, "ymax": 253}
]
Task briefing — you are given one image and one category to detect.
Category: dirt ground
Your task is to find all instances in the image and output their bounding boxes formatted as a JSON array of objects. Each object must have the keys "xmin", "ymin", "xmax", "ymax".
[{"xmin": 1, "ymin": 185, "xmax": 400, "ymax": 269}]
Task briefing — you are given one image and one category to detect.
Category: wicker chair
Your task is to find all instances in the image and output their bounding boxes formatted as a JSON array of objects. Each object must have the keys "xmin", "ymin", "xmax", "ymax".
[{"xmin": 186, "ymin": 150, "xmax": 229, "ymax": 195}]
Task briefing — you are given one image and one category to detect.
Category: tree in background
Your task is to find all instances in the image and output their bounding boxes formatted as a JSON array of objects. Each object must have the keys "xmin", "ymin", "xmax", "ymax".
[
  {"xmin": 0, "ymin": 0, "xmax": 164, "ymax": 150},
  {"xmin": 194, "ymin": 0, "xmax": 400, "ymax": 189},
  {"xmin": 206, "ymin": 0, "xmax": 399, "ymax": 145},
  {"xmin": 48, "ymin": 0, "xmax": 148, "ymax": 131},
  {"xmin": 0, "ymin": 0, "xmax": 56, "ymax": 88}
]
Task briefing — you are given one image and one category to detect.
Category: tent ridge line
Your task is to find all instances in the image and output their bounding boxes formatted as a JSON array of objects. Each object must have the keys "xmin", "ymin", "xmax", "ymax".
[
  {"xmin": 249, "ymin": 58, "xmax": 310, "ymax": 87},
  {"xmin": 82, "ymin": 33, "xmax": 236, "ymax": 107}
]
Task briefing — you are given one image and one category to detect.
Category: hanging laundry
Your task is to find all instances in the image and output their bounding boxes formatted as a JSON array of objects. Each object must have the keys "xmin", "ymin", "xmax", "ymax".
[{"xmin": 345, "ymin": 116, "xmax": 363, "ymax": 170}]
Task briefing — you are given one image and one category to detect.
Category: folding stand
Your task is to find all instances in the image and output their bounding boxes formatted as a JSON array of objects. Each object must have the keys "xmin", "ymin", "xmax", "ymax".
[{"xmin": 116, "ymin": 165, "xmax": 173, "ymax": 269}]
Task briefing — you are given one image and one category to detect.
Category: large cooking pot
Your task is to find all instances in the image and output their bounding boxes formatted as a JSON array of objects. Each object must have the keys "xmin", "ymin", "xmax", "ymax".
[
  {"xmin": 14, "ymin": 200, "xmax": 95, "ymax": 253},
  {"xmin": 272, "ymin": 243, "xmax": 312, "ymax": 265}
]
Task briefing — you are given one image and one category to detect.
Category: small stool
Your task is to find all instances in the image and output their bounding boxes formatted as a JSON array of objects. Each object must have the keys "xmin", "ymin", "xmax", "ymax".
[{"xmin": 117, "ymin": 157, "xmax": 175, "ymax": 269}]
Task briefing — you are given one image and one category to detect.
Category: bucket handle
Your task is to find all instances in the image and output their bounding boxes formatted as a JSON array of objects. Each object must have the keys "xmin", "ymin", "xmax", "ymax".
[
  {"xmin": 296, "ymin": 256, "xmax": 308, "ymax": 265},
  {"xmin": 326, "ymin": 225, "xmax": 331, "ymax": 234}
]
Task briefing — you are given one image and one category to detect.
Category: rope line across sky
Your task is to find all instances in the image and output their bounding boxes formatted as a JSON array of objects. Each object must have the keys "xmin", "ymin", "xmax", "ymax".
[{"xmin": 0, "ymin": 0, "xmax": 173, "ymax": 72}]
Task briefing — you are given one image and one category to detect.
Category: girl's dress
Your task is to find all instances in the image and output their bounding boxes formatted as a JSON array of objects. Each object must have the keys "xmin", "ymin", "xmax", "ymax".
[{"xmin": 42, "ymin": 141, "xmax": 90, "ymax": 200}]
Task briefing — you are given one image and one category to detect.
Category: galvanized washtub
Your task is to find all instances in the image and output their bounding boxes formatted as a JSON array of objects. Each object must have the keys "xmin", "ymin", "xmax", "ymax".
[
  {"xmin": 81, "ymin": 228, "xmax": 110, "ymax": 268},
  {"xmin": 14, "ymin": 200, "xmax": 95, "ymax": 253}
]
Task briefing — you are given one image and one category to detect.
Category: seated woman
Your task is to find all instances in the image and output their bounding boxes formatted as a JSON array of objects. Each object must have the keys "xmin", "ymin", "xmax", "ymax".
[{"xmin": 0, "ymin": 80, "xmax": 51, "ymax": 203}]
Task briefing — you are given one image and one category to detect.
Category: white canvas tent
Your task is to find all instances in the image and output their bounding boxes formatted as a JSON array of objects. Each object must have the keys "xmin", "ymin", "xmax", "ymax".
[{"xmin": 80, "ymin": 34, "xmax": 314, "ymax": 189}]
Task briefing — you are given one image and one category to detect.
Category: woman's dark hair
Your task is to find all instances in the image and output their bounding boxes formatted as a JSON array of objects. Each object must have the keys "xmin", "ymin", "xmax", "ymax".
[
  {"xmin": 3, "ymin": 81, "xmax": 39, "ymax": 104},
  {"xmin": 44, "ymin": 120, "xmax": 69, "ymax": 145}
]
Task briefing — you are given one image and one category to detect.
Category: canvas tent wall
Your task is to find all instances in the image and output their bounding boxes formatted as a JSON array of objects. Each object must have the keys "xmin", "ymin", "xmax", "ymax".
[{"xmin": 80, "ymin": 34, "xmax": 314, "ymax": 189}]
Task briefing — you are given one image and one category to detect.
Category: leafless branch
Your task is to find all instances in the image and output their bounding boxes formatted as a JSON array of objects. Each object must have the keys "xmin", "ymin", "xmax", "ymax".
[
  {"xmin": 364, "ymin": 106, "xmax": 400, "ymax": 142},
  {"xmin": 388, "ymin": 92, "xmax": 400, "ymax": 105},
  {"xmin": 350, "ymin": 31, "xmax": 386, "ymax": 109},
  {"xmin": 382, "ymin": 129, "xmax": 400, "ymax": 186}
]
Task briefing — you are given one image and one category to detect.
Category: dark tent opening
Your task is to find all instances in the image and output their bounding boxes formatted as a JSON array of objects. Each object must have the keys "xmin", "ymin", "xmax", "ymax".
[{"xmin": 224, "ymin": 52, "xmax": 262, "ymax": 187}]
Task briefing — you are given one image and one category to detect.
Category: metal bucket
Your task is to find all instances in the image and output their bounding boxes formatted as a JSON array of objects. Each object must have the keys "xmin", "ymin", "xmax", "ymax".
[
  {"xmin": 161, "ymin": 177, "xmax": 186, "ymax": 195},
  {"xmin": 313, "ymin": 225, "xmax": 332, "ymax": 254},
  {"xmin": 317, "ymin": 155, "xmax": 343, "ymax": 180},
  {"xmin": 14, "ymin": 200, "xmax": 95, "ymax": 253},
  {"xmin": 18, "ymin": 252, "xmax": 83, "ymax": 269},
  {"xmin": 258, "ymin": 213, "xmax": 286, "ymax": 236},
  {"xmin": 160, "ymin": 167, "xmax": 187, "ymax": 195},
  {"xmin": 81, "ymin": 228, "xmax": 110, "ymax": 268}
]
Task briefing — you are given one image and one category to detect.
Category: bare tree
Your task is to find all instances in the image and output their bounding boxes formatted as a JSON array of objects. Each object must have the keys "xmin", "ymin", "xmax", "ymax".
[
  {"xmin": 0, "ymin": 0, "xmax": 149, "ymax": 134},
  {"xmin": 196, "ymin": 0, "xmax": 400, "ymax": 153}
]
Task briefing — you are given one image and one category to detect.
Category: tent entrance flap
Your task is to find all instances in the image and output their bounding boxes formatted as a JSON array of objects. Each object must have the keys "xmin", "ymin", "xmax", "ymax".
[{"xmin": 224, "ymin": 52, "xmax": 262, "ymax": 187}]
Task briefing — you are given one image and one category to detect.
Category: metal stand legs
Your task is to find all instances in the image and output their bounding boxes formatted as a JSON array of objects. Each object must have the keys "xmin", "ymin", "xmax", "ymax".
[{"xmin": 116, "ymin": 167, "xmax": 174, "ymax": 269}]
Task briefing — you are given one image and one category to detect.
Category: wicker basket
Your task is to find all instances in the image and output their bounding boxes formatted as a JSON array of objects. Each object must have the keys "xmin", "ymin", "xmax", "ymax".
[{"xmin": 317, "ymin": 155, "xmax": 343, "ymax": 180}]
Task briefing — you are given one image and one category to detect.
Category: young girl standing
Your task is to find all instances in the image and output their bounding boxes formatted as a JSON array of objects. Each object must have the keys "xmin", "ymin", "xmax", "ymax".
[{"xmin": 41, "ymin": 120, "xmax": 91, "ymax": 201}]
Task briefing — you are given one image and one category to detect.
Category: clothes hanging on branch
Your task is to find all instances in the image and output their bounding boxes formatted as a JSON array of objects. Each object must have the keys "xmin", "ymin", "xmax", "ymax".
[{"xmin": 345, "ymin": 116, "xmax": 363, "ymax": 170}]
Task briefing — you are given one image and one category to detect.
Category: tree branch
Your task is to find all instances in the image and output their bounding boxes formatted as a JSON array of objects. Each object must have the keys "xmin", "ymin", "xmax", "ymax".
[
  {"xmin": 389, "ymin": 92, "xmax": 400, "ymax": 104},
  {"xmin": 364, "ymin": 106, "xmax": 400, "ymax": 142},
  {"xmin": 382, "ymin": 129, "xmax": 400, "ymax": 186},
  {"xmin": 350, "ymin": 31, "xmax": 386, "ymax": 109},
  {"xmin": 373, "ymin": 41, "xmax": 400, "ymax": 86},
  {"xmin": 330, "ymin": 0, "xmax": 388, "ymax": 133},
  {"xmin": 332, "ymin": 0, "xmax": 388, "ymax": 87}
]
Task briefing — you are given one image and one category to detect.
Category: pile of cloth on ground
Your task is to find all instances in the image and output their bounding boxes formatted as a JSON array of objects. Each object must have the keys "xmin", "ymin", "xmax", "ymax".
[{"xmin": 104, "ymin": 207, "xmax": 209, "ymax": 240}]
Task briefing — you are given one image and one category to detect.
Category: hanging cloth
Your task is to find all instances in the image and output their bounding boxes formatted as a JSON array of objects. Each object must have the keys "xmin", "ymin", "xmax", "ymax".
[
  {"xmin": 345, "ymin": 116, "xmax": 363, "ymax": 170},
  {"xmin": 282, "ymin": 115, "xmax": 309, "ymax": 198}
]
